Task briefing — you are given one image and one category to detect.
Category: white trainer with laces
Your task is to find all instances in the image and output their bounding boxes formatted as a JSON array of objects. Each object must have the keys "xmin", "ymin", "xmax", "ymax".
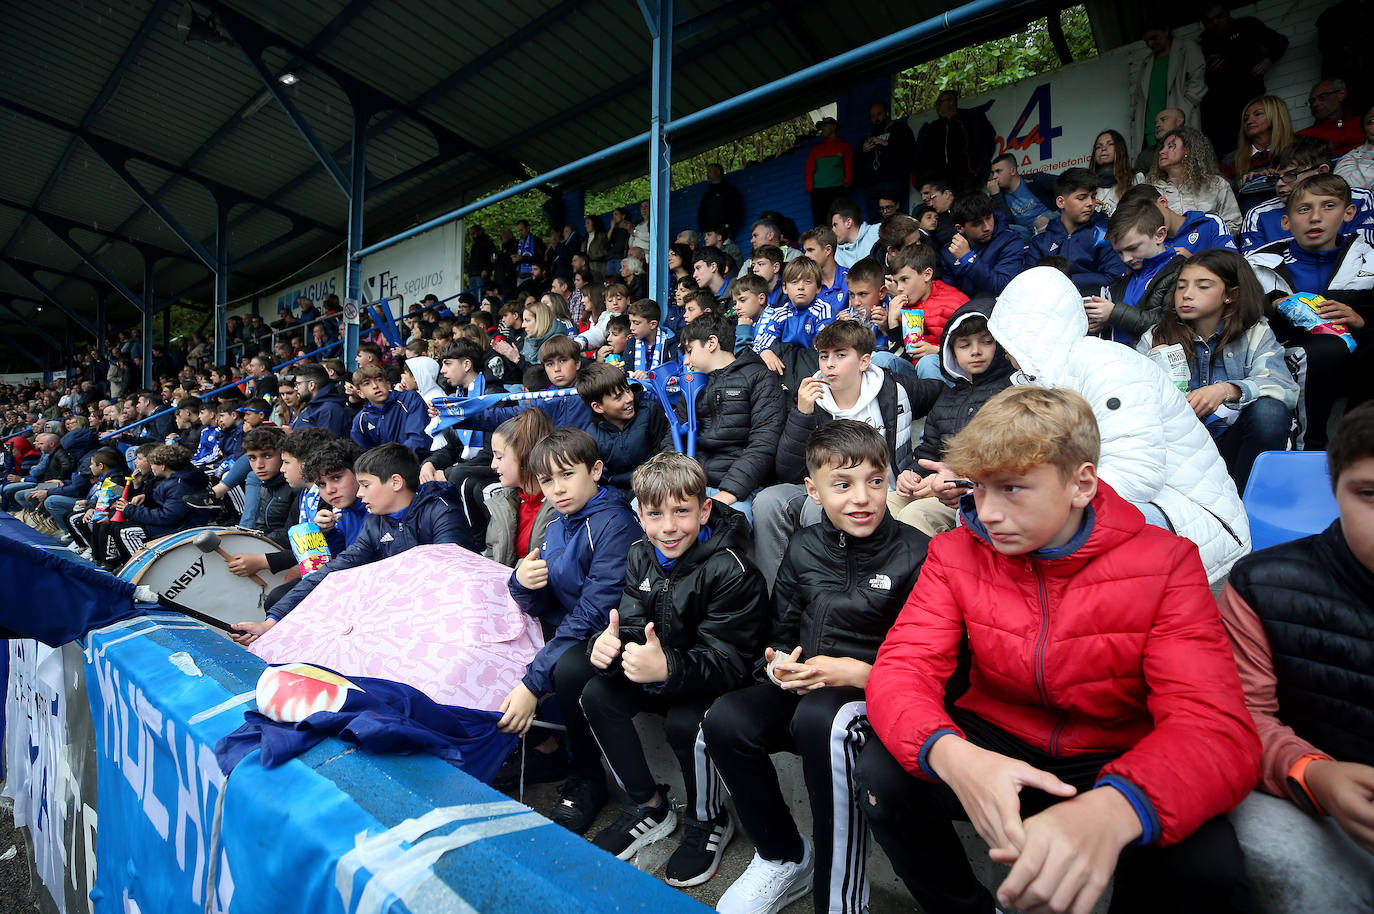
[{"xmin": 715, "ymin": 835, "xmax": 813, "ymax": 914}]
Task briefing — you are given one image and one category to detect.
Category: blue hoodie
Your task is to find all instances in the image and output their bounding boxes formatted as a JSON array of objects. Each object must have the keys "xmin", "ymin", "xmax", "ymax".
[
  {"xmin": 507, "ymin": 486, "xmax": 640, "ymax": 696},
  {"xmin": 292, "ymin": 381, "xmax": 351, "ymax": 438},
  {"xmin": 1167, "ymin": 210, "xmax": 1237, "ymax": 255},
  {"xmin": 940, "ymin": 212, "xmax": 1031, "ymax": 298},
  {"xmin": 1028, "ymin": 211, "xmax": 1129, "ymax": 293},
  {"xmin": 270, "ymin": 481, "xmax": 474, "ymax": 620},
  {"xmin": 60, "ymin": 428, "xmax": 97, "ymax": 467},
  {"xmin": 350, "ymin": 389, "xmax": 432, "ymax": 456}
]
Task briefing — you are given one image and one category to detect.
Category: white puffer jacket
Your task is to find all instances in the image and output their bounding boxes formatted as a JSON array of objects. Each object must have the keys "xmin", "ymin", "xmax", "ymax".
[{"xmin": 988, "ymin": 268, "xmax": 1250, "ymax": 582}]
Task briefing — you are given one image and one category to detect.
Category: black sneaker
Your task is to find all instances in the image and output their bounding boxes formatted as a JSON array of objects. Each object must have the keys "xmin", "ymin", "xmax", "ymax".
[
  {"xmin": 665, "ymin": 811, "xmax": 735, "ymax": 887},
  {"xmin": 591, "ymin": 787, "xmax": 677, "ymax": 859},
  {"xmin": 185, "ymin": 491, "xmax": 221, "ymax": 511},
  {"xmin": 490, "ymin": 741, "xmax": 569, "ymax": 791},
  {"xmin": 549, "ymin": 775, "xmax": 608, "ymax": 835}
]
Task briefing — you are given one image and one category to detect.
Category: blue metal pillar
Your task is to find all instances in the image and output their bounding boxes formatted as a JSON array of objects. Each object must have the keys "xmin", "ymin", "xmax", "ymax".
[
  {"xmin": 645, "ymin": 0, "xmax": 673, "ymax": 306},
  {"xmin": 214, "ymin": 202, "xmax": 228, "ymax": 367},
  {"xmin": 344, "ymin": 111, "xmax": 366, "ymax": 372}
]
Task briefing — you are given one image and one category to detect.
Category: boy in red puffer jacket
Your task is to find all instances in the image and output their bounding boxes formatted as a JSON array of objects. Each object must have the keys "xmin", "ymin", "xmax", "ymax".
[{"xmin": 857, "ymin": 386, "xmax": 1261, "ymax": 914}]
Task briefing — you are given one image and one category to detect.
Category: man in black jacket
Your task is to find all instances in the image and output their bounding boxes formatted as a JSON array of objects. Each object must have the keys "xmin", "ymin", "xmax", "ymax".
[
  {"xmin": 674, "ymin": 315, "xmax": 787, "ymax": 521},
  {"xmin": 697, "ymin": 164, "xmax": 745, "ymax": 239},
  {"xmin": 1199, "ymin": 3, "xmax": 1290, "ymax": 155},
  {"xmin": 291, "ymin": 365, "xmax": 352, "ymax": 438},
  {"xmin": 914, "ymin": 89, "xmax": 995, "ymax": 194},
  {"xmin": 859, "ymin": 101, "xmax": 918, "ymax": 222}
]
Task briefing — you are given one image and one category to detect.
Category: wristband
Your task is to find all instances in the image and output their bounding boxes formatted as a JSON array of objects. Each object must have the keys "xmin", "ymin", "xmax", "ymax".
[{"xmin": 1286, "ymin": 752, "xmax": 1331, "ymax": 816}]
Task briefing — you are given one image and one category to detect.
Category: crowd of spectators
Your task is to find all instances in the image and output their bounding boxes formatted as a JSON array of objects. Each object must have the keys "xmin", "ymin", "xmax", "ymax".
[{"xmin": 6, "ymin": 6, "xmax": 1374, "ymax": 912}]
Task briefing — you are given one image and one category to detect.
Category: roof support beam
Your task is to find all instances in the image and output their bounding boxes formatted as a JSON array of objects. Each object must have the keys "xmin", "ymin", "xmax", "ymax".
[
  {"xmin": 0, "ymin": 263, "xmax": 97, "ymax": 336},
  {"xmin": 0, "ymin": 199, "xmax": 200, "ymax": 267},
  {"xmin": 0, "ymin": 326, "xmax": 46, "ymax": 371},
  {"xmin": 0, "ymin": 0, "xmax": 171, "ymax": 259},
  {"xmin": 39, "ymin": 225, "xmax": 149, "ymax": 311}
]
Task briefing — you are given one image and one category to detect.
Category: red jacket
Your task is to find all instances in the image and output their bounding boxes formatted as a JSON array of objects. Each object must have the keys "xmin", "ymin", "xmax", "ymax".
[
  {"xmin": 805, "ymin": 137, "xmax": 854, "ymax": 192},
  {"xmin": 915, "ymin": 280, "xmax": 967, "ymax": 348},
  {"xmin": 867, "ymin": 482, "xmax": 1260, "ymax": 846}
]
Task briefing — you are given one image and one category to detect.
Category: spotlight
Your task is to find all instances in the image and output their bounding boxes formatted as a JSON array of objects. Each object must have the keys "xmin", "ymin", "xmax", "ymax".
[{"xmin": 279, "ymin": 73, "xmax": 299, "ymax": 86}]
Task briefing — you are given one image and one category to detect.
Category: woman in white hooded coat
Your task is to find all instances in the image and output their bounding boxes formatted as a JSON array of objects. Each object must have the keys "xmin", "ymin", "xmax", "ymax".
[{"xmin": 983, "ymin": 267, "xmax": 1251, "ymax": 583}]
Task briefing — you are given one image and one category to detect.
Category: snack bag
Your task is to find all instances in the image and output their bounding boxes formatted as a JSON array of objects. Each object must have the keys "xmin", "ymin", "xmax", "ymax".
[
  {"xmin": 1147, "ymin": 343, "xmax": 1191, "ymax": 393},
  {"xmin": 604, "ymin": 353, "xmax": 624, "ymax": 369},
  {"xmin": 288, "ymin": 521, "xmax": 331, "ymax": 576},
  {"xmin": 901, "ymin": 308, "xmax": 926, "ymax": 355},
  {"xmin": 90, "ymin": 477, "xmax": 120, "ymax": 522},
  {"xmin": 1275, "ymin": 292, "xmax": 1356, "ymax": 352}
]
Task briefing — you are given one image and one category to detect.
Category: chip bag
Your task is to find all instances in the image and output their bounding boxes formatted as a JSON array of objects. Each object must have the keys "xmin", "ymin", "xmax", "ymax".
[{"xmin": 1275, "ymin": 292, "xmax": 1356, "ymax": 352}]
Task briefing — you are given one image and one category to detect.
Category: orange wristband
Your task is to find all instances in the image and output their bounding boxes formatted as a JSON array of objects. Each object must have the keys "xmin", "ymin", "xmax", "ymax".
[{"xmin": 1286, "ymin": 752, "xmax": 1331, "ymax": 816}]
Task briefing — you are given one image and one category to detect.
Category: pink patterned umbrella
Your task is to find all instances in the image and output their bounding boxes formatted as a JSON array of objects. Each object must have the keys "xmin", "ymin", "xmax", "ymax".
[{"xmin": 250, "ymin": 544, "xmax": 543, "ymax": 712}]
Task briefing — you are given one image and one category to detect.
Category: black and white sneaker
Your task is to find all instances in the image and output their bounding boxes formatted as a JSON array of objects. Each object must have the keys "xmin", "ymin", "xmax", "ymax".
[
  {"xmin": 592, "ymin": 786, "xmax": 677, "ymax": 859},
  {"xmin": 549, "ymin": 775, "xmax": 608, "ymax": 836},
  {"xmin": 185, "ymin": 491, "xmax": 221, "ymax": 511},
  {"xmin": 665, "ymin": 811, "xmax": 735, "ymax": 887}
]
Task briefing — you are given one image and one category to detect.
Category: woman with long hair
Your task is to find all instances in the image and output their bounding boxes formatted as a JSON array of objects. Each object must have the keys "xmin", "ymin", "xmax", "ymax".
[
  {"xmin": 1148, "ymin": 127, "xmax": 1243, "ymax": 235},
  {"xmin": 582, "ymin": 215, "xmax": 609, "ymax": 276},
  {"xmin": 483, "ymin": 407, "xmax": 557, "ymax": 567},
  {"xmin": 518, "ymin": 299, "xmax": 567, "ymax": 366},
  {"xmin": 1221, "ymin": 96, "xmax": 1295, "ymax": 213},
  {"xmin": 667, "ymin": 242, "xmax": 693, "ymax": 280},
  {"xmin": 1090, "ymin": 129, "xmax": 1139, "ymax": 215},
  {"xmin": 1137, "ymin": 249, "xmax": 1295, "ymax": 488}
]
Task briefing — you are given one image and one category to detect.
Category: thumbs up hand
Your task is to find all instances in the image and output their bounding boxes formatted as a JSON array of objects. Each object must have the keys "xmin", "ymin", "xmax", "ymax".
[
  {"xmin": 622, "ymin": 621, "xmax": 668, "ymax": 684},
  {"xmin": 515, "ymin": 547, "xmax": 548, "ymax": 590},
  {"xmin": 590, "ymin": 609, "xmax": 624, "ymax": 669}
]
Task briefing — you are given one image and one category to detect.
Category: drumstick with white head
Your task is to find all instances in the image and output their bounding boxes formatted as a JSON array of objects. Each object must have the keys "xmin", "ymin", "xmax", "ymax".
[{"xmin": 193, "ymin": 531, "xmax": 269, "ymax": 588}]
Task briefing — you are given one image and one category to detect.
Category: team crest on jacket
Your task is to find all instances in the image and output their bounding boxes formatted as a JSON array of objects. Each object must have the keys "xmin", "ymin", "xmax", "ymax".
[
  {"xmin": 1188, "ymin": 231, "xmax": 1200, "ymax": 244},
  {"xmin": 868, "ymin": 573, "xmax": 892, "ymax": 591}
]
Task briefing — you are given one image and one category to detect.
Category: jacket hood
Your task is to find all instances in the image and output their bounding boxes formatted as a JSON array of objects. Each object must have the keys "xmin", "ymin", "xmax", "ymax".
[
  {"xmin": 7, "ymin": 436, "xmax": 37, "ymax": 460},
  {"xmin": 406, "ymin": 480, "xmax": 460, "ymax": 517},
  {"xmin": 309, "ymin": 381, "xmax": 346, "ymax": 405},
  {"xmin": 405, "ymin": 357, "xmax": 446, "ymax": 403},
  {"xmin": 939, "ymin": 298, "xmax": 1013, "ymax": 385},
  {"xmin": 959, "ymin": 480, "xmax": 1145, "ymax": 565},
  {"xmin": 1039, "ymin": 209, "xmax": 1109, "ymax": 242},
  {"xmin": 987, "ymin": 267, "xmax": 1087, "ymax": 383},
  {"xmin": 816, "ymin": 365, "xmax": 884, "ymax": 417}
]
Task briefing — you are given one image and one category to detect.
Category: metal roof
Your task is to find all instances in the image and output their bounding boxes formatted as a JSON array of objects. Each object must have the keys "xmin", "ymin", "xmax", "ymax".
[{"xmin": 0, "ymin": 0, "xmax": 1057, "ymax": 362}]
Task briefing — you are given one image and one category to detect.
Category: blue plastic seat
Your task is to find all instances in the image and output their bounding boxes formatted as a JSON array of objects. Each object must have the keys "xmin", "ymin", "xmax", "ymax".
[{"xmin": 1242, "ymin": 451, "xmax": 1338, "ymax": 553}]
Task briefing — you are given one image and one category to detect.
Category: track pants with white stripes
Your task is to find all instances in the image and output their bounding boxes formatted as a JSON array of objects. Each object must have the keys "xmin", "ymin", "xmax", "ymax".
[
  {"xmin": 579, "ymin": 669, "xmax": 724, "ymax": 821},
  {"xmin": 702, "ymin": 682, "xmax": 871, "ymax": 914}
]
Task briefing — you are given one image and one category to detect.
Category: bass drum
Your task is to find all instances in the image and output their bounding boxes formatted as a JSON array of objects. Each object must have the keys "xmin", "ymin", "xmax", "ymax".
[{"xmin": 117, "ymin": 526, "xmax": 294, "ymax": 629}]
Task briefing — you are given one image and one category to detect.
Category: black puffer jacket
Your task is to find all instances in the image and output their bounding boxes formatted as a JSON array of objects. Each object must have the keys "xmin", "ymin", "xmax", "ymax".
[
  {"xmin": 1227, "ymin": 521, "xmax": 1374, "ymax": 768},
  {"xmin": 913, "ymin": 299, "xmax": 1015, "ymax": 464},
  {"xmin": 600, "ymin": 503, "xmax": 768, "ymax": 698},
  {"xmin": 254, "ymin": 473, "xmax": 299, "ymax": 552},
  {"xmin": 768, "ymin": 512, "xmax": 929, "ymax": 667},
  {"xmin": 775, "ymin": 368, "xmax": 943, "ymax": 484},
  {"xmin": 1105, "ymin": 252, "xmax": 1187, "ymax": 345},
  {"xmin": 665, "ymin": 349, "xmax": 786, "ymax": 499}
]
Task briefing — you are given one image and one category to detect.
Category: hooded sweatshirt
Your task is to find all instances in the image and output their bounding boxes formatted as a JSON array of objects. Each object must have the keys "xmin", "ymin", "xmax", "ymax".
[
  {"xmin": 987, "ymin": 267, "xmax": 1250, "ymax": 583},
  {"xmin": 292, "ymin": 381, "xmax": 351, "ymax": 438}
]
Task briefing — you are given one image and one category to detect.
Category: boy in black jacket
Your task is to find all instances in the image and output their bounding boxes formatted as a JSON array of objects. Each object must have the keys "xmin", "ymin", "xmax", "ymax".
[
  {"xmin": 675, "ymin": 314, "xmax": 787, "ymax": 520},
  {"xmin": 1087, "ymin": 193, "xmax": 1187, "ymax": 346},
  {"xmin": 581, "ymin": 452, "xmax": 768, "ymax": 885},
  {"xmin": 887, "ymin": 300, "xmax": 1014, "ymax": 537},
  {"xmin": 704, "ymin": 421, "xmax": 929, "ymax": 914},
  {"xmin": 754, "ymin": 319, "xmax": 942, "ymax": 587}
]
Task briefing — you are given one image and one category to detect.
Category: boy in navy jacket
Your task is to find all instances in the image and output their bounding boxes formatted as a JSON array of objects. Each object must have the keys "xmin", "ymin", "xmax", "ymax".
[
  {"xmin": 502, "ymin": 429, "xmax": 640, "ymax": 831},
  {"xmin": 232, "ymin": 442, "xmax": 474, "ymax": 642},
  {"xmin": 940, "ymin": 193, "xmax": 1029, "ymax": 298},
  {"xmin": 349, "ymin": 364, "xmax": 432, "ymax": 456},
  {"xmin": 1028, "ymin": 168, "xmax": 1130, "ymax": 293}
]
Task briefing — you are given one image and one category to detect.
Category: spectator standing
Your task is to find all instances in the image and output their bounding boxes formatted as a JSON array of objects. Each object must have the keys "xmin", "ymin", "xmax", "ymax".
[
  {"xmin": 467, "ymin": 224, "xmax": 496, "ymax": 296},
  {"xmin": 857, "ymin": 101, "xmax": 917, "ymax": 223},
  {"xmin": 914, "ymin": 89, "xmax": 996, "ymax": 193},
  {"xmin": 582, "ymin": 216, "xmax": 610, "ymax": 277},
  {"xmin": 804, "ymin": 118, "xmax": 853, "ymax": 227},
  {"xmin": 697, "ymin": 163, "xmax": 744, "ymax": 242},
  {"xmin": 629, "ymin": 202, "xmax": 652, "ymax": 255},
  {"xmin": 1133, "ymin": 21, "xmax": 1206, "ymax": 167},
  {"xmin": 607, "ymin": 208, "xmax": 631, "ymax": 273},
  {"xmin": 1299, "ymin": 79, "xmax": 1366, "ymax": 156},
  {"xmin": 1199, "ymin": 3, "xmax": 1289, "ymax": 156}
]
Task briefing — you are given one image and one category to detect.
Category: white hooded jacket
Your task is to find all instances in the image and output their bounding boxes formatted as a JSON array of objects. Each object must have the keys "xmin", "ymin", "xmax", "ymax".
[{"xmin": 987, "ymin": 268, "xmax": 1250, "ymax": 582}]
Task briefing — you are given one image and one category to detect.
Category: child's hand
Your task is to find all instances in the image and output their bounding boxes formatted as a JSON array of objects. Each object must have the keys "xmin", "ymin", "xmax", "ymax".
[
  {"xmin": 130, "ymin": 494, "xmax": 146, "ymax": 506},
  {"xmin": 230, "ymin": 618, "xmax": 276, "ymax": 646},
  {"xmin": 796, "ymin": 377, "xmax": 828, "ymax": 415},
  {"xmin": 886, "ymin": 295, "xmax": 908, "ymax": 328},
  {"xmin": 596, "ymin": 345, "xmax": 613, "ymax": 361},
  {"xmin": 212, "ymin": 481, "xmax": 228, "ymax": 499},
  {"xmin": 590, "ymin": 609, "xmax": 623, "ymax": 669},
  {"xmin": 1082, "ymin": 296, "xmax": 1112, "ymax": 333},
  {"xmin": 928, "ymin": 735, "xmax": 1077, "ymax": 857},
  {"xmin": 793, "ymin": 655, "xmax": 872, "ymax": 690},
  {"xmin": 113, "ymin": 498, "xmax": 128, "ymax": 511},
  {"xmin": 947, "ymin": 233, "xmax": 971, "ymax": 260},
  {"xmin": 990, "ymin": 786, "xmax": 1139, "ymax": 914},
  {"xmin": 226, "ymin": 553, "xmax": 269, "ymax": 576},
  {"xmin": 418, "ymin": 461, "xmax": 444, "ymax": 484},
  {"xmin": 764, "ymin": 645, "xmax": 805, "ymax": 688},
  {"xmin": 761, "ymin": 350, "xmax": 786, "ymax": 375},
  {"xmin": 1185, "ymin": 383, "xmax": 1240, "ymax": 419},
  {"xmin": 911, "ymin": 340, "xmax": 938, "ymax": 358},
  {"xmin": 917, "ymin": 459, "xmax": 972, "ymax": 507},
  {"xmin": 869, "ymin": 305, "xmax": 888, "ymax": 326},
  {"xmin": 1318, "ymin": 299, "xmax": 1365, "ymax": 330},
  {"xmin": 314, "ymin": 507, "xmax": 336, "ymax": 532},
  {"xmin": 497, "ymin": 683, "xmax": 539, "ymax": 736},
  {"xmin": 427, "ymin": 403, "xmax": 439, "ymax": 418},
  {"xmin": 621, "ymin": 622, "xmax": 668, "ymax": 684},
  {"xmin": 82, "ymin": 509, "xmax": 95, "ymax": 522},
  {"xmin": 629, "ymin": 370, "xmax": 650, "ymax": 380},
  {"xmin": 737, "ymin": 314, "xmax": 755, "ymax": 326},
  {"xmin": 515, "ymin": 547, "xmax": 548, "ymax": 589},
  {"xmin": 895, "ymin": 469, "xmax": 925, "ymax": 497}
]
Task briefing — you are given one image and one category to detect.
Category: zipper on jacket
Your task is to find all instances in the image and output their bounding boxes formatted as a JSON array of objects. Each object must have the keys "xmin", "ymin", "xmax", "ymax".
[
  {"xmin": 1032, "ymin": 565, "xmax": 1051, "ymax": 706},
  {"xmin": 809, "ymin": 530, "xmax": 847, "ymax": 658}
]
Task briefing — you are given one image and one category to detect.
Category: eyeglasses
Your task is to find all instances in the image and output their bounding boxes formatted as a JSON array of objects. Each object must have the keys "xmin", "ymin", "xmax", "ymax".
[
  {"xmin": 878, "ymin": 203, "xmax": 900, "ymax": 214},
  {"xmin": 1308, "ymin": 89, "xmax": 1339, "ymax": 106},
  {"xmin": 1276, "ymin": 167, "xmax": 1318, "ymax": 185}
]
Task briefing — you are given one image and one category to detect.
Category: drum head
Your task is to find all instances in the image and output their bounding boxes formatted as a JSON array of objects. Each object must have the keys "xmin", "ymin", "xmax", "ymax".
[{"xmin": 118, "ymin": 526, "xmax": 293, "ymax": 628}]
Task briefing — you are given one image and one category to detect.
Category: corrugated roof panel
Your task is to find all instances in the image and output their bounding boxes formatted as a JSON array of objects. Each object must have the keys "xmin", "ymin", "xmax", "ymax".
[
  {"xmin": 40, "ymin": 146, "xmax": 148, "ymax": 231},
  {"xmin": 194, "ymin": 110, "xmax": 327, "ymax": 199},
  {"xmin": 221, "ymin": 0, "xmax": 343, "ymax": 48},
  {"xmin": 0, "ymin": 123, "xmax": 75, "ymax": 208}
]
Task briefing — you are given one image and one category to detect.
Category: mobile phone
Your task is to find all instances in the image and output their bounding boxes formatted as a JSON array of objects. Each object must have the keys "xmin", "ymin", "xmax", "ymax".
[{"xmin": 949, "ymin": 478, "xmax": 974, "ymax": 489}]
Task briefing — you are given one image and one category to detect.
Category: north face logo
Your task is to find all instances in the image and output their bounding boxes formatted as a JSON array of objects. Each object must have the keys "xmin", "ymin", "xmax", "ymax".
[
  {"xmin": 868, "ymin": 574, "xmax": 892, "ymax": 591},
  {"xmin": 639, "ymin": 577, "xmax": 652, "ymax": 592},
  {"xmin": 379, "ymin": 532, "xmax": 394, "ymax": 543}
]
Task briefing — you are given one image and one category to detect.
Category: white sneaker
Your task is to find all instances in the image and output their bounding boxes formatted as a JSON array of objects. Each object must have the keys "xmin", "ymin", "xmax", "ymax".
[
  {"xmin": 65, "ymin": 542, "xmax": 82, "ymax": 552},
  {"xmin": 715, "ymin": 835, "xmax": 813, "ymax": 914}
]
